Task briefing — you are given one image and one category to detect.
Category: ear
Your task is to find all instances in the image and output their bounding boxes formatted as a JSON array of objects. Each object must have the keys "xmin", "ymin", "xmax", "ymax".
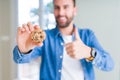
[{"xmin": 74, "ymin": 7, "xmax": 77, "ymax": 16}]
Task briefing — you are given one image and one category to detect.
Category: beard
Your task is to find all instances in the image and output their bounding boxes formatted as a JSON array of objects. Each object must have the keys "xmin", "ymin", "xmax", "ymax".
[{"xmin": 55, "ymin": 15, "xmax": 74, "ymax": 28}]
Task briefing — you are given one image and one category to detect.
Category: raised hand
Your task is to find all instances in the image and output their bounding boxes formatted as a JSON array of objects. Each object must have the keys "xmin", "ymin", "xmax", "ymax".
[
  {"xmin": 16, "ymin": 22, "xmax": 43, "ymax": 53},
  {"xmin": 65, "ymin": 27, "xmax": 91, "ymax": 60}
]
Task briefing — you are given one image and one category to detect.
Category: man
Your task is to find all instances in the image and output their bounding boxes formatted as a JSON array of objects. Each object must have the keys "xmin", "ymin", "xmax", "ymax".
[{"xmin": 13, "ymin": 0, "xmax": 114, "ymax": 80}]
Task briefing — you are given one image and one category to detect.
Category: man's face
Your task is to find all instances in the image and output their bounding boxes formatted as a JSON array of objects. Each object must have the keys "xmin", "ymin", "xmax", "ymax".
[{"xmin": 54, "ymin": 0, "xmax": 76, "ymax": 28}]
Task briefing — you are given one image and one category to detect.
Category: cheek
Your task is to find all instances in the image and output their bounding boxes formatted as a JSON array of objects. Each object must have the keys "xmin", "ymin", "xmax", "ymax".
[
  {"xmin": 66, "ymin": 12, "xmax": 73, "ymax": 18},
  {"xmin": 54, "ymin": 11, "xmax": 58, "ymax": 17},
  {"xmin": 66, "ymin": 10, "xmax": 74, "ymax": 15},
  {"xmin": 73, "ymin": 10, "xmax": 77, "ymax": 16}
]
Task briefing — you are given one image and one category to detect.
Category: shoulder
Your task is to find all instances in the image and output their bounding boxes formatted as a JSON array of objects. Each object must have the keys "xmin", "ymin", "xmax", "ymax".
[
  {"xmin": 43, "ymin": 28, "xmax": 58, "ymax": 40},
  {"xmin": 78, "ymin": 28, "xmax": 94, "ymax": 36},
  {"xmin": 77, "ymin": 28, "xmax": 96, "ymax": 45},
  {"xmin": 44, "ymin": 28, "xmax": 56, "ymax": 35}
]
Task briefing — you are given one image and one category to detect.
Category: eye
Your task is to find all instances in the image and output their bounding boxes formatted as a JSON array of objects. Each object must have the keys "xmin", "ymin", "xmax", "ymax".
[
  {"xmin": 64, "ymin": 5, "xmax": 69, "ymax": 9},
  {"xmin": 54, "ymin": 6, "xmax": 59, "ymax": 10}
]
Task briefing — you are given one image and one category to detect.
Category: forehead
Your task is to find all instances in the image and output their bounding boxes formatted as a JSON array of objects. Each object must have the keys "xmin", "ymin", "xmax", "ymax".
[{"xmin": 54, "ymin": 0, "xmax": 73, "ymax": 6}]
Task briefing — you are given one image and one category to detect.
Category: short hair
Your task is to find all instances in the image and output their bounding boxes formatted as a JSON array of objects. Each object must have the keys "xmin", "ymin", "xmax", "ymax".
[
  {"xmin": 73, "ymin": 0, "xmax": 76, "ymax": 7},
  {"xmin": 53, "ymin": 0, "xmax": 76, "ymax": 7}
]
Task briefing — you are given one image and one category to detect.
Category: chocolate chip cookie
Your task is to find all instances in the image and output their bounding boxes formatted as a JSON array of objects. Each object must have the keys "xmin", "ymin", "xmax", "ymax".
[{"xmin": 31, "ymin": 29, "xmax": 46, "ymax": 43}]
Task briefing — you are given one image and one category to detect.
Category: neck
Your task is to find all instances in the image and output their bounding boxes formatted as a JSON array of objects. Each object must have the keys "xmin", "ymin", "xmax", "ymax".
[{"xmin": 58, "ymin": 23, "xmax": 74, "ymax": 35}]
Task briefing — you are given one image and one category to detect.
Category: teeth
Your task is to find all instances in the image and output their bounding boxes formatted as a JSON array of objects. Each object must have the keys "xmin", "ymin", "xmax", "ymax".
[
  {"xmin": 60, "ymin": 17, "xmax": 65, "ymax": 19},
  {"xmin": 59, "ymin": 17, "xmax": 66, "ymax": 21}
]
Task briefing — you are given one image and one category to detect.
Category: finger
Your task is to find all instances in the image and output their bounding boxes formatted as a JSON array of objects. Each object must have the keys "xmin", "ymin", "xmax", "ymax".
[
  {"xmin": 65, "ymin": 42, "xmax": 76, "ymax": 50},
  {"xmin": 66, "ymin": 48, "xmax": 75, "ymax": 55},
  {"xmin": 22, "ymin": 24, "xmax": 30, "ymax": 33},
  {"xmin": 74, "ymin": 27, "xmax": 84, "ymax": 44},
  {"xmin": 34, "ymin": 25, "xmax": 40, "ymax": 30},
  {"xmin": 16, "ymin": 27, "xmax": 23, "ymax": 43},
  {"xmin": 37, "ymin": 43, "xmax": 43, "ymax": 46},
  {"xmin": 33, "ymin": 42, "xmax": 43, "ymax": 46},
  {"xmin": 67, "ymin": 51, "xmax": 75, "ymax": 58},
  {"xmin": 65, "ymin": 42, "xmax": 73, "ymax": 48},
  {"xmin": 17, "ymin": 26, "xmax": 25, "ymax": 34},
  {"xmin": 27, "ymin": 22, "xmax": 34, "ymax": 32},
  {"xmin": 65, "ymin": 43, "xmax": 76, "ymax": 58},
  {"xmin": 74, "ymin": 27, "xmax": 80, "ymax": 40},
  {"xmin": 65, "ymin": 43, "xmax": 75, "ymax": 53},
  {"xmin": 17, "ymin": 27, "xmax": 22, "ymax": 33}
]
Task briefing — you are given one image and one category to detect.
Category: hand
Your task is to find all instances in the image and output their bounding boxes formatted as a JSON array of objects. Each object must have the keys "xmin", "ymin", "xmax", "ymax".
[
  {"xmin": 65, "ymin": 27, "xmax": 91, "ymax": 60},
  {"xmin": 16, "ymin": 22, "xmax": 43, "ymax": 53}
]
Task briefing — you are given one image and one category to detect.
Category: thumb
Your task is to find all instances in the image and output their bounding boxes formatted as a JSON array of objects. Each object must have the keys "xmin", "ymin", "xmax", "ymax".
[{"xmin": 74, "ymin": 27, "xmax": 80, "ymax": 40}]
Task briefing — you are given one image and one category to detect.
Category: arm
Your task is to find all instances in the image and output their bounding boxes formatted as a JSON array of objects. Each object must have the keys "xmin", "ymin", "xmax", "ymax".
[
  {"xmin": 65, "ymin": 27, "xmax": 114, "ymax": 71},
  {"xmin": 89, "ymin": 30, "xmax": 114, "ymax": 71},
  {"xmin": 13, "ymin": 46, "xmax": 32, "ymax": 63},
  {"xmin": 13, "ymin": 45, "xmax": 43, "ymax": 63}
]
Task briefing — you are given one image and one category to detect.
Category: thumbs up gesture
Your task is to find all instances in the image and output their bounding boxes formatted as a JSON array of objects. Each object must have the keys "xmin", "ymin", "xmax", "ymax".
[{"xmin": 65, "ymin": 27, "xmax": 91, "ymax": 60}]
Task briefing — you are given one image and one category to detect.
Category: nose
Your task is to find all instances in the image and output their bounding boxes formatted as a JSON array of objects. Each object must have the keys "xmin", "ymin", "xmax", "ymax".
[{"xmin": 58, "ymin": 8, "xmax": 65, "ymax": 16}]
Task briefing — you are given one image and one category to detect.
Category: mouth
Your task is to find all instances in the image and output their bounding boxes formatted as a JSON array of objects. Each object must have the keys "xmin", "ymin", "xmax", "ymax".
[{"xmin": 57, "ymin": 16, "xmax": 67, "ymax": 23}]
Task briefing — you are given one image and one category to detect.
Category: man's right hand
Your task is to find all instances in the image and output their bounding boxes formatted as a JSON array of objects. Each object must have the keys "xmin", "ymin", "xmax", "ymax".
[{"xmin": 16, "ymin": 22, "xmax": 43, "ymax": 53}]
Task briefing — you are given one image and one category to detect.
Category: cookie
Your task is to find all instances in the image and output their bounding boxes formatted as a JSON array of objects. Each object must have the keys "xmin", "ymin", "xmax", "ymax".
[{"xmin": 31, "ymin": 29, "xmax": 46, "ymax": 43}]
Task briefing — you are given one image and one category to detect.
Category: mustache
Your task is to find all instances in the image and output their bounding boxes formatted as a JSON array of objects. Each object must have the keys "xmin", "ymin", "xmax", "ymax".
[{"xmin": 56, "ymin": 15, "xmax": 67, "ymax": 19}]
